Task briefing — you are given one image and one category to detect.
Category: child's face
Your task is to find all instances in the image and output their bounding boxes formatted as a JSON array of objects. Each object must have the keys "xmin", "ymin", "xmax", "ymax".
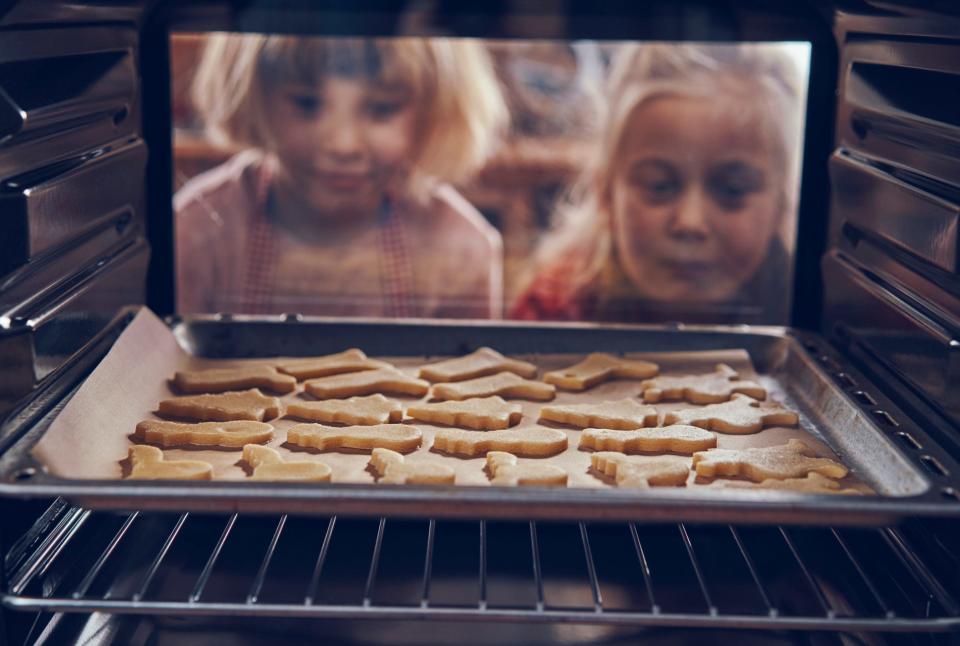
[
  {"xmin": 269, "ymin": 77, "xmax": 418, "ymax": 216},
  {"xmin": 608, "ymin": 93, "xmax": 785, "ymax": 304}
]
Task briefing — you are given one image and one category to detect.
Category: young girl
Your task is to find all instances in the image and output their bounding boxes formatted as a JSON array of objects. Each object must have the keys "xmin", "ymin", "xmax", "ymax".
[
  {"xmin": 175, "ymin": 35, "xmax": 508, "ymax": 318},
  {"xmin": 511, "ymin": 43, "xmax": 806, "ymax": 324}
]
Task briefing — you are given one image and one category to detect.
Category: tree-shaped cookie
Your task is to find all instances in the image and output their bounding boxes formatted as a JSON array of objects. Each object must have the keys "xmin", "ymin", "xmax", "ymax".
[
  {"xmin": 406, "ymin": 397, "xmax": 523, "ymax": 430},
  {"xmin": 544, "ymin": 353, "xmax": 659, "ymax": 391},
  {"xmin": 419, "ymin": 347, "xmax": 537, "ymax": 382},
  {"xmin": 691, "ymin": 439, "xmax": 848, "ymax": 482},
  {"xmin": 158, "ymin": 389, "xmax": 281, "ymax": 422},
  {"xmin": 126, "ymin": 445, "xmax": 213, "ymax": 480},
  {"xmin": 431, "ymin": 427, "xmax": 567, "ymax": 458},
  {"xmin": 286, "ymin": 394, "xmax": 403, "ymax": 425},
  {"xmin": 639, "ymin": 363, "xmax": 765, "ymax": 404},
  {"xmin": 277, "ymin": 349, "xmax": 393, "ymax": 380},
  {"xmin": 431, "ymin": 372, "xmax": 555, "ymax": 401},
  {"xmin": 538, "ymin": 398, "xmax": 658, "ymax": 430},
  {"xmin": 134, "ymin": 420, "xmax": 274, "ymax": 448},
  {"xmin": 242, "ymin": 444, "xmax": 332, "ymax": 481},
  {"xmin": 714, "ymin": 473, "xmax": 861, "ymax": 495},
  {"xmin": 578, "ymin": 426, "xmax": 717, "ymax": 454},
  {"xmin": 304, "ymin": 368, "xmax": 429, "ymax": 399},
  {"xmin": 664, "ymin": 394, "xmax": 799, "ymax": 434},
  {"xmin": 590, "ymin": 452, "xmax": 690, "ymax": 488},
  {"xmin": 486, "ymin": 452, "xmax": 567, "ymax": 486},
  {"xmin": 173, "ymin": 366, "xmax": 297, "ymax": 394},
  {"xmin": 369, "ymin": 448, "xmax": 456, "ymax": 484},
  {"xmin": 286, "ymin": 423, "xmax": 423, "ymax": 454}
]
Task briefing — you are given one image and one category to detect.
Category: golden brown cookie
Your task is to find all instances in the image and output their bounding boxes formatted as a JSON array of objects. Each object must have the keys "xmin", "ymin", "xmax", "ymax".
[
  {"xmin": 304, "ymin": 368, "xmax": 430, "ymax": 399},
  {"xmin": 369, "ymin": 448, "xmax": 456, "ymax": 484},
  {"xmin": 486, "ymin": 451, "xmax": 567, "ymax": 486},
  {"xmin": 431, "ymin": 372, "xmax": 556, "ymax": 402},
  {"xmin": 127, "ymin": 445, "xmax": 213, "ymax": 480},
  {"xmin": 590, "ymin": 452, "xmax": 690, "ymax": 488},
  {"xmin": 538, "ymin": 398, "xmax": 658, "ymax": 430},
  {"xmin": 157, "ymin": 389, "xmax": 281, "ymax": 422},
  {"xmin": 277, "ymin": 349, "xmax": 393, "ymax": 380},
  {"xmin": 419, "ymin": 347, "xmax": 537, "ymax": 382},
  {"xmin": 692, "ymin": 439, "xmax": 849, "ymax": 481},
  {"xmin": 134, "ymin": 420, "xmax": 274, "ymax": 448},
  {"xmin": 544, "ymin": 353, "xmax": 659, "ymax": 391},
  {"xmin": 406, "ymin": 397, "xmax": 523, "ymax": 430},
  {"xmin": 714, "ymin": 472, "xmax": 861, "ymax": 495},
  {"xmin": 664, "ymin": 394, "xmax": 799, "ymax": 434},
  {"xmin": 578, "ymin": 426, "xmax": 716, "ymax": 454},
  {"xmin": 172, "ymin": 366, "xmax": 297, "ymax": 394},
  {"xmin": 285, "ymin": 394, "xmax": 403, "ymax": 425},
  {"xmin": 286, "ymin": 423, "xmax": 423, "ymax": 454},
  {"xmin": 639, "ymin": 363, "xmax": 766, "ymax": 404},
  {"xmin": 242, "ymin": 444, "xmax": 332, "ymax": 482},
  {"xmin": 431, "ymin": 427, "xmax": 568, "ymax": 458}
]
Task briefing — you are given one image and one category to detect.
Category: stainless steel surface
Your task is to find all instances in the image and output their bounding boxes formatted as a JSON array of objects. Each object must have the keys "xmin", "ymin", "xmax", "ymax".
[
  {"xmin": 1, "ymin": 315, "xmax": 958, "ymax": 525},
  {"xmin": 2, "ymin": 505, "xmax": 958, "ymax": 633}
]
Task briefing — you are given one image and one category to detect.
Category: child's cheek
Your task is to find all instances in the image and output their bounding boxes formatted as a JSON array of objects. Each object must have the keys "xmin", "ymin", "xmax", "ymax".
[
  {"xmin": 366, "ymin": 115, "xmax": 417, "ymax": 170},
  {"xmin": 715, "ymin": 196, "xmax": 779, "ymax": 279}
]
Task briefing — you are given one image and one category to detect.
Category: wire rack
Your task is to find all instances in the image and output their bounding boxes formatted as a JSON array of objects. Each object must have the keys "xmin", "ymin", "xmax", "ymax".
[{"xmin": 2, "ymin": 503, "xmax": 959, "ymax": 634}]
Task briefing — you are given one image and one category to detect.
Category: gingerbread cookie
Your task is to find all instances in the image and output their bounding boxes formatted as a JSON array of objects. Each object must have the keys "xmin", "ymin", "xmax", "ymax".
[
  {"xmin": 304, "ymin": 368, "xmax": 429, "ymax": 399},
  {"xmin": 538, "ymin": 398, "xmax": 658, "ymax": 430},
  {"xmin": 419, "ymin": 347, "xmax": 537, "ymax": 382},
  {"xmin": 369, "ymin": 448, "xmax": 456, "ymax": 484},
  {"xmin": 134, "ymin": 420, "xmax": 274, "ymax": 448},
  {"xmin": 432, "ymin": 372, "xmax": 556, "ymax": 402},
  {"xmin": 714, "ymin": 472, "xmax": 861, "ymax": 495},
  {"xmin": 544, "ymin": 353, "xmax": 659, "ymax": 391},
  {"xmin": 286, "ymin": 423, "xmax": 422, "ymax": 454},
  {"xmin": 486, "ymin": 451, "xmax": 567, "ymax": 486},
  {"xmin": 158, "ymin": 389, "xmax": 281, "ymax": 422},
  {"xmin": 406, "ymin": 397, "xmax": 523, "ymax": 430},
  {"xmin": 431, "ymin": 427, "xmax": 567, "ymax": 458},
  {"xmin": 664, "ymin": 394, "xmax": 799, "ymax": 434},
  {"xmin": 692, "ymin": 439, "xmax": 849, "ymax": 481},
  {"xmin": 639, "ymin": 363, "xmax": 765, "ymax": 404},
  {"xmin": 172, "ymin": 366, "xmax": 297, "ymax": 394},
  {"xmin": 590, "ymin": 452, "xmax": 690, "ymax": 488},
  {"xmin": 286, "ymin": 394, "xmax": 403, "ymax": 425},
  {"xmin": 126, "ymin": 445, "xmax": 213, "ymax": 480},
  {"xmin": 578, "ymin": 426, "xmax": 716, "ymax": 454},
  {"xmin": 277, "ymin": 349, "xmax": 393, "ymax": 380},
  {"xmin": 242, "ymin": 444, "xmax": 332, "ymax": 482}
]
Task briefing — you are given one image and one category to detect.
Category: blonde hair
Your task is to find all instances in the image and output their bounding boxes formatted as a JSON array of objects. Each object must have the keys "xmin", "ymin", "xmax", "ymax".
[
  {"xmin": 523, "ymin": 42, "xmax": 806, "ymax": 300},
  {"xmin": 191, "ymin": 34, "xmax": 508, "ymax": 191}
]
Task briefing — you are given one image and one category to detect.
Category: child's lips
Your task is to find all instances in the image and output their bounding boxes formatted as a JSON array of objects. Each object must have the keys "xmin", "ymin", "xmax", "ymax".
[
  {"xmin": 661, "ymin": 259, "xmax": 715, "ymax": 281},
  {"xmin": 314, "ymin": 170, "xmax": 370, "ymax": 191}
]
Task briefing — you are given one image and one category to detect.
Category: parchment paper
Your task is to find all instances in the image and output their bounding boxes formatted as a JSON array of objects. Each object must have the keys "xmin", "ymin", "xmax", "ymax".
[{"xmin": 33, "ymin": 307, "xmax": 867, "ymax": 492}]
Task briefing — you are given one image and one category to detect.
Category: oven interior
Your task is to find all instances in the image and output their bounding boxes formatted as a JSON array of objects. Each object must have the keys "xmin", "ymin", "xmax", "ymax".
[{"xmin": 1, "ymin": 0, "xmax": 959, "ymax": 643}]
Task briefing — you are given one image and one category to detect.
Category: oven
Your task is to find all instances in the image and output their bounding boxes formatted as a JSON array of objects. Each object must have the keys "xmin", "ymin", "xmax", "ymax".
[{"xmin": 1, "ymin": 1, "xmax": 958, "ymax": 644}]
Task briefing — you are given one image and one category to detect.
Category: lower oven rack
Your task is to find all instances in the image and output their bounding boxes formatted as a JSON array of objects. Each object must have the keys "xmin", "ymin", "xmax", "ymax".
[{"xmin": 3, "ymin": 501, "xmax": 958, "ymax": 634}]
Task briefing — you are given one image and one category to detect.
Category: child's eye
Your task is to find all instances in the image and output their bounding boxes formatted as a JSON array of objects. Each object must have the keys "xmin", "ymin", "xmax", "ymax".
[
  {"xmin": 627, "ymin": 162, "xmax": 681, "ymax": 203},
  {"xmin": 288, "ymin": 94, "xmax": 323, "ymax": 116},
  {"xmin": 366, "ymin": 100, "xmax": 405, "ymax": 121},
  {"xmin": 708, "ymin": 164, "xmax": 765, "ymax": 210}
]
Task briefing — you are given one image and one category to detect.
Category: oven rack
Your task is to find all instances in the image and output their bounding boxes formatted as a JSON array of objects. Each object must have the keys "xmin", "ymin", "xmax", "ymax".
[{"xmin": 3, "ymin": 502, "xmax": 958, "ymax": 634}]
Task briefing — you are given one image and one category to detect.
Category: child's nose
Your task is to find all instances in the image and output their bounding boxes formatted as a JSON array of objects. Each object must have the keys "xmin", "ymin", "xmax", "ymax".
[
  {"xmin": 323, "ymin": 116, "xmax": 364, "ymax": 159},
  {"xmin": 667, "ymin": 188, "xmax": 711, "ymax": 240}
]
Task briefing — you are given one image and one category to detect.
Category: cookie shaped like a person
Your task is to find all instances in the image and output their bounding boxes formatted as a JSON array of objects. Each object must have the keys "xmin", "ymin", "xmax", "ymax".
[
  {"xmin": 285, "ymin": 394, "xmax": 403, "ymax": 425},
  {"xmin": 664, "ymin": 394, "xmax": 798, "ymax": 434},
  {"xmin": 539, "ymin": 398, "xmax": 658, "ymax": 430},
  {"xmin": 639, "ymin": 364, "xmax": 766, "ymax": 404},
  {"xmin": 406, "ymin": 397, "xmax": 523, "ymax": 430},
  {"xmin": 692, "ymin": 439, "xmax": 848, "ymax": 482}
]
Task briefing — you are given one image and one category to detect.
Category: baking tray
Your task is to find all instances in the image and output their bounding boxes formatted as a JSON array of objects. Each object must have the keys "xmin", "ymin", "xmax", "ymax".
[{"xmin": 1, "ymin": 307, "xmax": 959, "ymax": 526}]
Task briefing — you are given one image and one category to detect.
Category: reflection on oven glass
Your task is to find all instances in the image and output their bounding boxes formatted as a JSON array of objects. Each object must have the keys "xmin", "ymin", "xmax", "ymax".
[{"xmin": 171, "ymin": 35, "xmax": 809, "ymax": 324}]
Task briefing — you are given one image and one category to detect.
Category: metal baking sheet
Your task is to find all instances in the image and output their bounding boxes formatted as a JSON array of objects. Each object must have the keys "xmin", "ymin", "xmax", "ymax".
[{"xmin": 1, "ymin": 307, "xmax": 958, "ymax": 526}]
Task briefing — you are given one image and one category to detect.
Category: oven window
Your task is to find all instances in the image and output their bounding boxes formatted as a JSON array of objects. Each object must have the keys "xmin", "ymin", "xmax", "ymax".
[{"xmin": 170, "ymin": 34, "xmax": 810, "ymax": 324}]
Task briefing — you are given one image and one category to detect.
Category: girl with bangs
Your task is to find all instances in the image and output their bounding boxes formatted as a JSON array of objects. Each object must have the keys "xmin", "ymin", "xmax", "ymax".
[
  {"xmin": 175, "ymin": 35, "xmax": 508, "ymax": 318},
  {"xmin": 511, "ymin": 43, "xmax": 806, "ymax": 324}
]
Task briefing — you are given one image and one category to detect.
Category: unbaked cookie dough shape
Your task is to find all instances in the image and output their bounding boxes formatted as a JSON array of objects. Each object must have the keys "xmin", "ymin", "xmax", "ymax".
[
  {"xmin": 285, "ymin": 394, "xmax": 403, "ymax": 425},
  {"xmin": 664, "ymin": 394, "xmax": 799, "ymax": 434},
  {"xmin": 134, "ymin": 420, "xmax": 274, "ymax": 448},
  {"xmin": 286, "ymin": 423, "xmax": 423, "ymax": 454},
  {"xmin": 539, "ymin": 398, "xmax": 658, "ymax": 430},
  {"xmin": 369, "ymin": 448, "xmax": 456, "ymax": 484},
  {"xmin": 486, "ymin": 451, "xmax": 567, "ymax": 486},
  {"xmin": 126, "ymin": 445, "xmax": 213, "ymax": 480},
  {"xmin": 406, "ymin": 397, "xmax": 522, "ymax": 430},
  {"xmin": 692, "ymin": 439, "xmax": 848, "ymax": 482},
  {"xmin": 173, "ymin": 366, "xmax": 297, "ymax": 394},
  {"xmin": 158, "ymin": 389, "xmax": 281, "ymax": 422},
  {"xmin": 419, "ymin": 347, "xmax": 537, "ymax": 382},
  {"xmin": 242, "ymin": 444, "xmax": 332, "ymax": 482},
  {"xmin": 544, "ymin": 353, "xmax": 659, "ymax": 391},
  {"xmin": 431, "ymin": 372, "xmax": 556, "ymax": 402},
  {"xmin": 304, "ymin": 369, "xmax": 430, "ymax": 399},
  {"xmin": 578, "ymin": 426, "xmax": 717, "ymax": 454},
  {"xmin": 639, "ymin": 363, "xmax": 766, "ymax": 404},
  {"xmin": 277, "ymin": 349, "xmax": 393, "ymax": 380},
  {"xmin": 431, "ymin": 427, "xmax": 568, "ymax": 458},
  {"xmin": 590, "ymin": 452, "xmax": 690, "ymax": 488}
]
